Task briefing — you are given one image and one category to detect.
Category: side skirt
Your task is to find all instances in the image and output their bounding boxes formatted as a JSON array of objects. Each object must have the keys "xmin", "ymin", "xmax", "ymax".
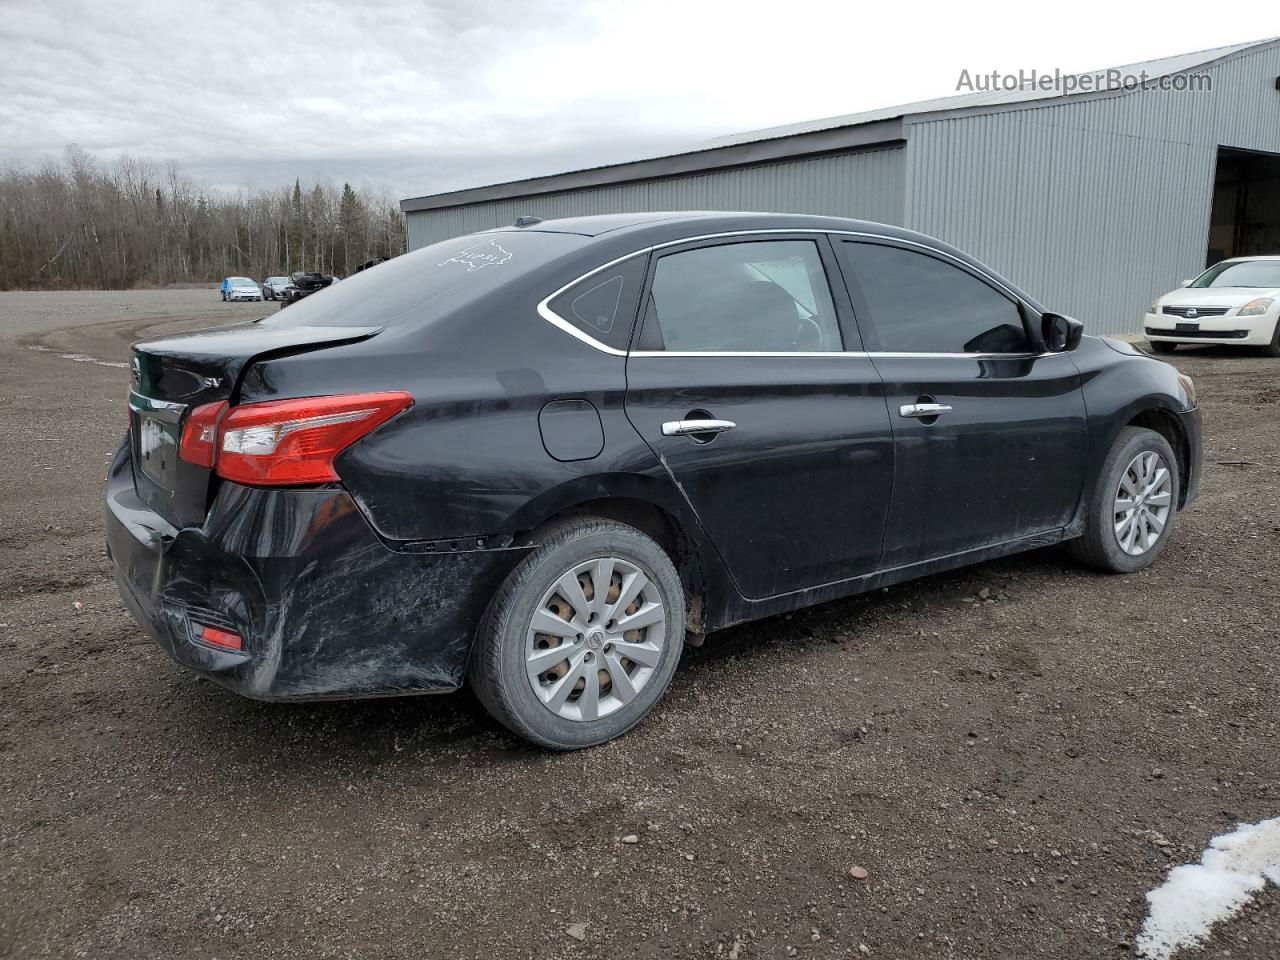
[{"xmin": 706, "ymin": 527, "xmax": 1070, "ymax": 632}]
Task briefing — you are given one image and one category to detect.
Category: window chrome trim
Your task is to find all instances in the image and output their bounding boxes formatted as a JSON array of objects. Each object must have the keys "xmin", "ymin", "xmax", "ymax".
[
  {"xmin": 535, "ymin": 250, "xmax": 643, "ymax": 358},
  {"xmin": 536, "ymin": 228, "xmax": 1038, "ymax": 358},
  {"xmin": 629, "ymin": 350, "xmax": 1058, "ymax": 359}
]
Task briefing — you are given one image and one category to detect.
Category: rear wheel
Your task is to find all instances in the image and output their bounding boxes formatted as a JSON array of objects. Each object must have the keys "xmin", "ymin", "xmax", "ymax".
[
  {"xmin": 1148, "ymin": 340, "xmax": 1177, "ymax": 354},
  {"xmin": 469, "ymin": 518, "xmax": 685, "ymax": 750},
  {"xmin": 1068, "ymin": 427, "xmax": 1179, "ymax": 573}
]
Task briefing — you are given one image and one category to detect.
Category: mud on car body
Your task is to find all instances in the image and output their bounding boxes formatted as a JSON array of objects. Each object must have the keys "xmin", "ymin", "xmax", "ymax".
[{"xmin": 108, "ymin": 212, "xmax": 1202, "ymax": 749}]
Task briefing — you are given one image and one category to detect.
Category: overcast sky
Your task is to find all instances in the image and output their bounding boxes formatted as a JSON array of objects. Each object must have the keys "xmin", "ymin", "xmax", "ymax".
[{"xmin": 0, "ymin": 0, "xmax": 1273, "ymax": 201}]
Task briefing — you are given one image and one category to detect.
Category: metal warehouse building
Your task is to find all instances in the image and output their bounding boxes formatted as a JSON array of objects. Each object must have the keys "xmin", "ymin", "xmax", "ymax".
[{"xmin": 401, "ymin": 38, "xmax": 1280, "ymax": 335}]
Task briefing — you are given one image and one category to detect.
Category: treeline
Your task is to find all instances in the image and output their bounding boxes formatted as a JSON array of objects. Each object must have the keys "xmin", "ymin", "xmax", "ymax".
[{"xmin": 0, "ymin": 146, "xmax": 408, "ymax": 290}]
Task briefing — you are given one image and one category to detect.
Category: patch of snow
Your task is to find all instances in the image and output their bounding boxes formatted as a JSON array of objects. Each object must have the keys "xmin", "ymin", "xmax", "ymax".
[{"xmin": 1137, "ymin": 816, "xmax": 1280, "ymax": 959}]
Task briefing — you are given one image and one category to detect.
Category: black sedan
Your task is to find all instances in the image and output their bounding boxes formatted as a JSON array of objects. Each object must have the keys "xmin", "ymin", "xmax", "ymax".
[{"xmin": 108, "ymin": 212, "xmax": 1202, "ymax": 749}]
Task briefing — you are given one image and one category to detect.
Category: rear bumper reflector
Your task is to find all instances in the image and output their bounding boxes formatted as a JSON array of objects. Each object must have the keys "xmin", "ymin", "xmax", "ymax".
[{"xmin": 199, "ymin": 625, "xmax": 243, "ymax": 651}]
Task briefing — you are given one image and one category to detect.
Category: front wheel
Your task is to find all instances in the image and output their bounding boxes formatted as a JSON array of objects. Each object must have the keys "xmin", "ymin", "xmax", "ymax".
[
  {"xmin": 1068, "ymin": 426, "xmax": 1180, "ymax": 573},
  {"xmin": 1263, "ymin": 320, "xmax": 1280, "ymax": 358},
  {"xmin": 469, "ymin": 518, "xmax": 685, "ymax": 750},
  {"xmin": 1148, "ymin": 340, "xmax": 1177, "ymax": 355}
]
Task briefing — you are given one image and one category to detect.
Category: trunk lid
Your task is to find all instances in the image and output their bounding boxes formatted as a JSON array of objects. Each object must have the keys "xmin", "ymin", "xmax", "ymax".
[{"xmin": 128, "ymin": 323, "xmax": 381, "ymax": 527}]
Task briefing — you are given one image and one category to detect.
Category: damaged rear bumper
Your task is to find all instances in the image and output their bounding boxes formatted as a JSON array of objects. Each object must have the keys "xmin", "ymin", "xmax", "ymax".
[{"xmin": 105, "ymin": 446, "xmax": 529, "ymax": 700}]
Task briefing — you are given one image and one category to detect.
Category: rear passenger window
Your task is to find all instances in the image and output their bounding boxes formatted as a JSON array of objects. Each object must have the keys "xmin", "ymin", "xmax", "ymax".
[
  {"xmin": 642, "ymin": 240, "xmax": 843, "ymax": 352},
  {"xmin": 547, "ymin": 254, "xmax": 648, "ymax": 351},
  {"xmin": 839, "ymin": 241, "xmax": 1029, "ymax": 354}
]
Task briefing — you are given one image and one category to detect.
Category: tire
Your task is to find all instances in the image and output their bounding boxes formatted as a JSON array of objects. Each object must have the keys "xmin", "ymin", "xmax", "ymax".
[
  {"xmin": 1263, "ymin": 320, "xmax": 1280, "ymax": 358},
  {"xmin": 1148, "ymin": 340, "xmax": 1177, "ymax": 355},
  {"xmin": 1068, "ymin": 426, "xmax": 1180, "ymax": 573},
  {"xmin": 469, "ymin": 517, "xmax": 685, "ymax": 750}
]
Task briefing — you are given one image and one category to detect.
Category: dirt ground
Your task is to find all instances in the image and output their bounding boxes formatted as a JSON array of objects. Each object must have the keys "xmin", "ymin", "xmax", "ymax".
[{"xmin": 0, "ymin": 290, "xmax": 1277, "ymax": 960}]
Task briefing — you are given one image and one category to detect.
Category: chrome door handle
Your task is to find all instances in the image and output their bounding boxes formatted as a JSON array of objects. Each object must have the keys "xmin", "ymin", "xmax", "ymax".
[
  {"xmin": 662, "ymin": 418, "xmax": 737, "ymax": 437},
  {"xmin": 899, "ymin": 402, "xmax": 952, "ymax": 419}
]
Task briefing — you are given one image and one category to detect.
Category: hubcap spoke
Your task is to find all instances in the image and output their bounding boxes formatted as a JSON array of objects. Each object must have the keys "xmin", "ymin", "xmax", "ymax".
[
  {"xmin": 530, "ymin": 609, "xmax": 580, "ymax": 640},
  {"xmin": 604, "ymin": 651, "xmax": 639, "ymax": 702},
  {"xmin": 588, "ymin": 558, "xmax": 615, "ymax": 617},
  {"xmin": 610, "ymin": 640, "xmax": 662, "ymax": 668},
  {"xmin": 555, "ymin": 571, "xmax": 592, "ymax": 623},
  {"xmin": 527, "ymin": 641, "xmax": 573, "ymax": 673},
  {"xmin": 615, "ymin": 601, "xmax": 665, "ymax": 632},
  {"xmin": 607, "ymin": 569, "xmax": 649, "ymax": 623},
  {"xmin": 1145, "ymin": 509, "xmax": 1165, "ymax": 535},
  {"xmin": 1115, "ymin": 512, "xmax": 1136, "ymax": 542},
  {"xmin": 577, "ymin": 665, "xmax": 601, "ymax": 721},
  {"xmin": 543, "ymin": 656, "xmax": 588, "ymax": 712}
]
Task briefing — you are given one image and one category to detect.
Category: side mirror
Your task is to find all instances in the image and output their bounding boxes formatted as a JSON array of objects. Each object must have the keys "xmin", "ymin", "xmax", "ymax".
[
  {"xmin": 1042, "ymin": 312, "xmax": 1084, "ymax": 352},
  {"xmin": 1180, "ymin": 278, "xmax": 1193, "ymax": 287}
]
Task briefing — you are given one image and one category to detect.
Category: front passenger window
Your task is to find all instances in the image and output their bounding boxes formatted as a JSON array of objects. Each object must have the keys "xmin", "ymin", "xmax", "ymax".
[
  {"xmin": 643, "ymin": 240, "xmax": 843, "ymax": 352},
  {"xmin": 839, "ymin": 241, "xmax": 1030, "ymax": 354}
]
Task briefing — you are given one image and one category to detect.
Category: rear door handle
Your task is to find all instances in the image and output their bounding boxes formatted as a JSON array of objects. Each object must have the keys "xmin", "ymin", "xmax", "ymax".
[
  {"xmin": 899, "ymin": 403, "xmax": 952, "ymax": 419},
  {"xmin": 662, "ymin": 419, "xmax": 737, "ymax": 437}
]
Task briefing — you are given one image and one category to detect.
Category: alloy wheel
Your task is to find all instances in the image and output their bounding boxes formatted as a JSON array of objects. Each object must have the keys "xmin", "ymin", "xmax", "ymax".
[
  {"xmin": 525, "ymin": 557, "xmax": 666, "ymax": 722},
  {"xmin": 1113, "ymin": 450, "xmax": 1173, "ymax": 556}
]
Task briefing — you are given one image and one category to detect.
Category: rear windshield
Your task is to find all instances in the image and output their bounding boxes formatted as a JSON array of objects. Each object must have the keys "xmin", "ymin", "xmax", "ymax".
[{"xmin": 260, "ymin": 232, "xmax": 584, "ymax": 329}]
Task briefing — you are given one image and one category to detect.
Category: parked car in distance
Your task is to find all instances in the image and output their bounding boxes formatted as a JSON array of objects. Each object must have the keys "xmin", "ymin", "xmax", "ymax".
[
  {"xmin": 110, "ymin": 212, "xmax": 1201, "ymax": 750},
  {"xmin": 280, "ymin": 271, "xmax": 334, "ymax": 306},
  {"xmin": 262, "ymin": 276, "xmax": 293, "ymax": 301},
  {"xmin": 220, "ymin": 277, "xmax": 263, "ymax": 302},
  {"xmin": 1145, "ymin": 255, "xmax": 1280, "ymax": 356}
]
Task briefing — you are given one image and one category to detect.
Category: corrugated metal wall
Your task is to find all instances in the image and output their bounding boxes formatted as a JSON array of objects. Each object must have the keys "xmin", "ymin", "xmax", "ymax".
[
  {"xmin": 904, "ymin": 43, "xmax": 1280, "ymax": 335},
  {"xmin": 406, "ymin": 147, "xmax": 905, "ymax": 249},
  {"xmin": 407, "ymin": 44, "xmax": 1280, "ymax": 338}
]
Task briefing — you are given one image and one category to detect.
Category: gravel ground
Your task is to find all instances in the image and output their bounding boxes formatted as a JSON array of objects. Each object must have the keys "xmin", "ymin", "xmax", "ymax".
[{"xmin": 0, "ymin": 290, "xmax": 1277, "ymax": 960}]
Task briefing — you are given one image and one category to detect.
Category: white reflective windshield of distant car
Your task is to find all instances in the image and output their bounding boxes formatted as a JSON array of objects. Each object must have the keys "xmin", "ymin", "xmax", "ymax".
[
  {"xmin": 229, "ymin": 277, "xmax": 256, "ymax": 286},
  {"xmin": 1190, "ymin": 260, "xmax": 1280, "ymax": 288}
]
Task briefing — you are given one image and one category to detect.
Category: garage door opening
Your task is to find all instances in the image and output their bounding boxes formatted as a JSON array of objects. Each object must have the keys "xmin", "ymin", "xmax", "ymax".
[{"xmin": 1207, "ymin": 147, "xmax": 1280, "ymax": 264}]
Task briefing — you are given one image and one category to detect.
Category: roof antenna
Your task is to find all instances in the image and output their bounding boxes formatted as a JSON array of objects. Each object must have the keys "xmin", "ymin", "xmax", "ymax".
[{"xmin": 513, "ymin": 215, "xmax": 543, "ymax": 227}]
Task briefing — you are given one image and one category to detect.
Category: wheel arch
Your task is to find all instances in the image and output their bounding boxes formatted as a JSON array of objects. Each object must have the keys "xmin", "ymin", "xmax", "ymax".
[
  {"xmin": 1125, "ymin": 406, "xmax": 1192, "ymax": 508},
  {"xmin": 504, "ymin": 474, "xmax": 722, "ymax": 637}
]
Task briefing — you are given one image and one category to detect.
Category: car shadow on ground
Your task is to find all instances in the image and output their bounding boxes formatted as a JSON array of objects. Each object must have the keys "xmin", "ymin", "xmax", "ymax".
[{"xmin": 167, "ymin": 544, "xmax": 1076, "ymax": 770}]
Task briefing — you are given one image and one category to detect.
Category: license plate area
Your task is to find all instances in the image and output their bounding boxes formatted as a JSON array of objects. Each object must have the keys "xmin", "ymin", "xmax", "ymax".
[
  {"xmin": 138, "ymin": 416, "xmax": 178, "ymax": 487},
  {"xmin": 1176, "ymin": 322, "xmax": 1199, "ymax": 332}
]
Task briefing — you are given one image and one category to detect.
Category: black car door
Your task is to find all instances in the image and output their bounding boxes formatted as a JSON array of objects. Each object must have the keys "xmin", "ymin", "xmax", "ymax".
[
  {"xmin": 623, "ymin": 234, "xmax": 894, "ymax": 599},
  {"xmin": 834, "ymin": 238, "xmax": 1088, "ymax": 569}
]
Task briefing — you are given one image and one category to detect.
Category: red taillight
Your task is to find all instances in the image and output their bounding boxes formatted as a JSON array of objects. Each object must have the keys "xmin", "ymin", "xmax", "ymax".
[
  {"xmin": 215, "ymin": 392, "xmax": 413, "ymax": 486},
  {"xmin": 179, "ymin": 400, "xmax": 229, "ymax": 467},
  {"xmin": 200, "ymin": 625, "xmax": 243, "ymax": 650}
]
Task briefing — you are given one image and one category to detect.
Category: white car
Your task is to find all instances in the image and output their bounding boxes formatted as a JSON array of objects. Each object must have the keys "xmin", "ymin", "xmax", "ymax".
[{"xmin": 1145, "ymin": 256, "xmax": 1280, "ymax": 356}]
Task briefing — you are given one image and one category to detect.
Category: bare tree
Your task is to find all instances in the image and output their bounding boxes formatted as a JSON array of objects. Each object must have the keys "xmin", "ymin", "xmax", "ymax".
[{"xmin": 0, "ymin": 148, "xmax": 408, "ymax": 290}]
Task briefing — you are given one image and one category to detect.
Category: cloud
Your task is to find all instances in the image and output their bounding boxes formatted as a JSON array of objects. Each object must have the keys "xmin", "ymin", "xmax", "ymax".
[{"xmin": 0, "ymin": 0, "xmax": 1270, "ymax": 199}]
